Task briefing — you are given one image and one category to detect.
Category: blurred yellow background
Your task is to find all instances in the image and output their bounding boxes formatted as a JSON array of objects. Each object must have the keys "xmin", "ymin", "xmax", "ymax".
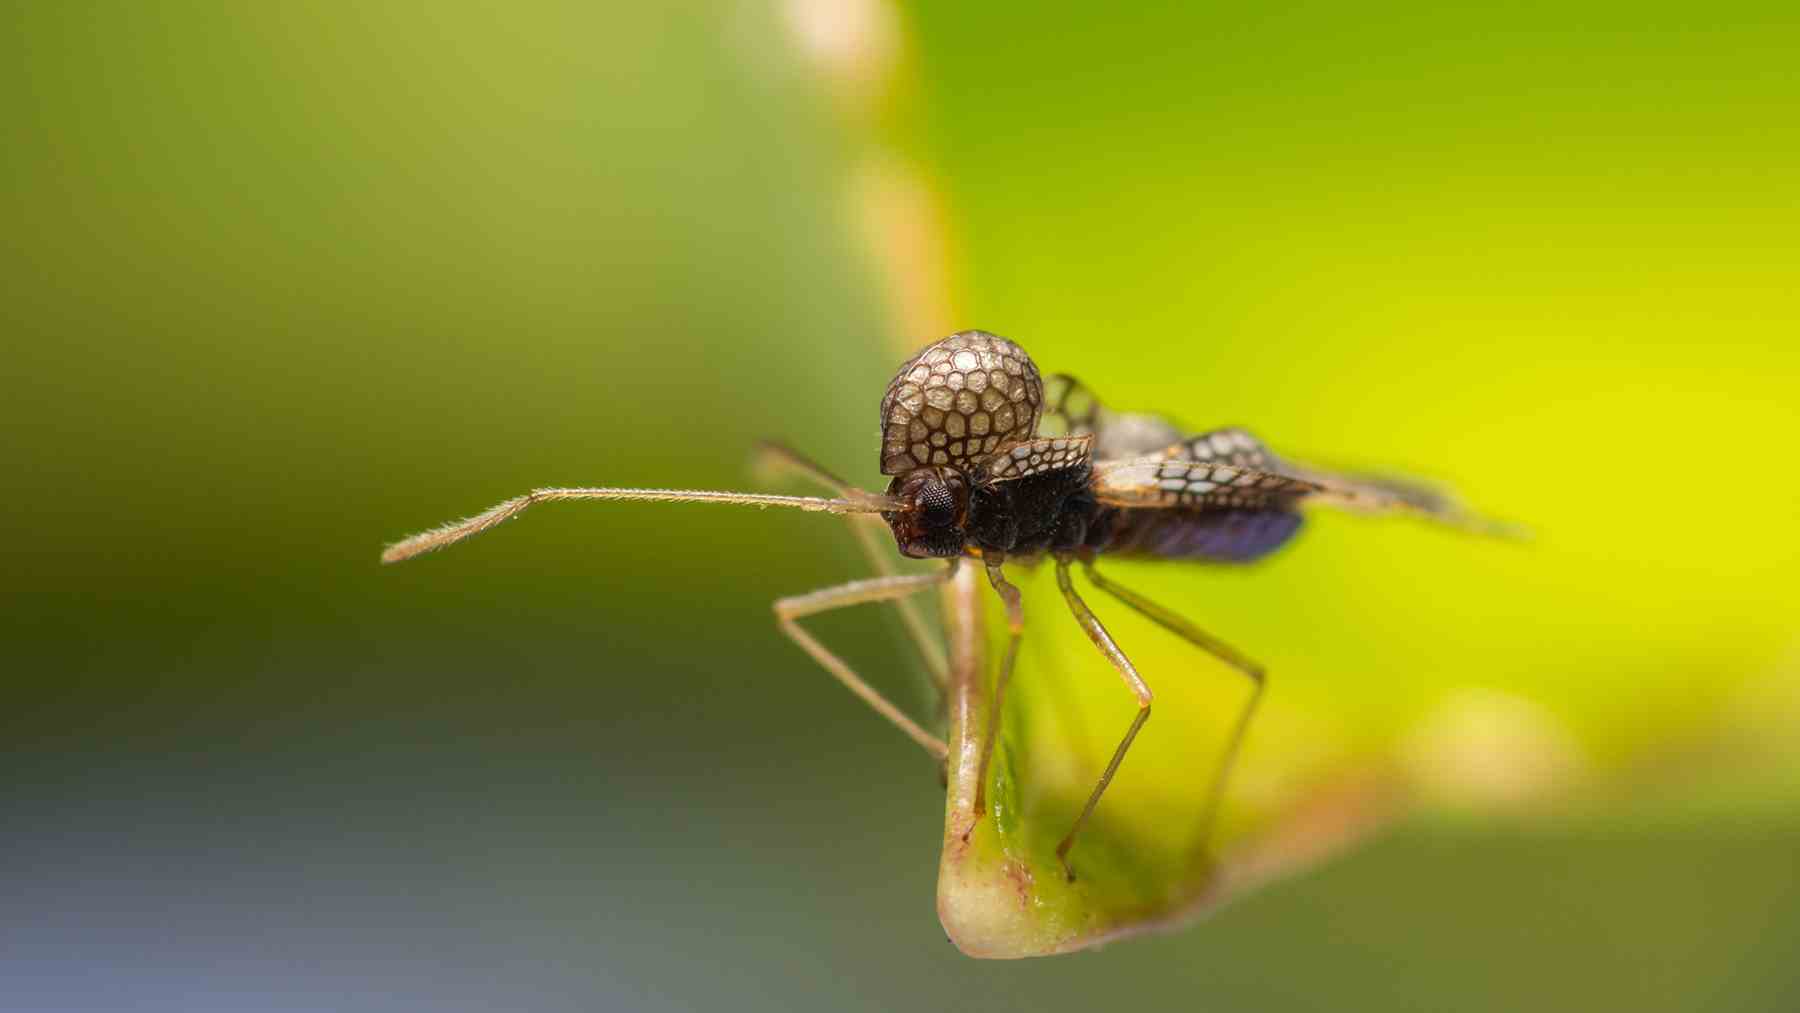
[{"xmin": 3, "ymin": 2, "xmax": 1796, "ymax": 1009}]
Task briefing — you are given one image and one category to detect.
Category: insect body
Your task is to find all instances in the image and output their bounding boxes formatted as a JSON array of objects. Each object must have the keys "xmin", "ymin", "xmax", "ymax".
[
  {"xmin": 880, "ymin": 333, "xmax": 1319, "ymax": 565},
  {"xmin": 384, "ymin": 330, "xmax": 1491, "ymax": 880}
]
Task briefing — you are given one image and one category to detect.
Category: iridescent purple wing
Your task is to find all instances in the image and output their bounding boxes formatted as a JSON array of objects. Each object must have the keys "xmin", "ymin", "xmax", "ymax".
[
  {"xmin": 1104, "ymin": 507, "xmax": 1306, "ymax": 562},
  {"xmin": 1092, "ymin": 432, "xmax": 1313, "ymax": 561}
]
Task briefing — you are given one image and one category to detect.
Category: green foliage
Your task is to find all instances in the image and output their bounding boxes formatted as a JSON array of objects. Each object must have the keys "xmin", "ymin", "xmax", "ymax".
[{"xmin": 886, "ymin": 3, "xmax": 1800, "ymax": 954}]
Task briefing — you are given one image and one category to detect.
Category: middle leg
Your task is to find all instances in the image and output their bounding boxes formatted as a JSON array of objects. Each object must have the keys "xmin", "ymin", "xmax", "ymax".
[
  {"xmin": 1081, "ymin": 562, "xmax": 1265, "ymax": 849},
  {"xmin": 1053, "ymin": 556, "xmax": 1153, "ymax": 881}
]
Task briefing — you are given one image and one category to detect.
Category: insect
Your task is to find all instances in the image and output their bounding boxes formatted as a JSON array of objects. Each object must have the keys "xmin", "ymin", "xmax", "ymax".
[{"xmin": 383, "ymin": 331, "xmax": 1493, "ymax": 881}]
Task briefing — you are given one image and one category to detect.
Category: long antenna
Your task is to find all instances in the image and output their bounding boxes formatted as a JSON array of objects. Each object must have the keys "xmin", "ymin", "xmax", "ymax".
[{"xmin": 382, "ymin": 486, "xmax": 902, "ymax": 564}]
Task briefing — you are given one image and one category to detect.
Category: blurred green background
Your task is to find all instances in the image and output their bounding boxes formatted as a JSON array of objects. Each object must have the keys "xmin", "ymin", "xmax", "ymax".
[{"xmin": 4, "ymin": 2, "xmax": 1797, "ymax": 1010}]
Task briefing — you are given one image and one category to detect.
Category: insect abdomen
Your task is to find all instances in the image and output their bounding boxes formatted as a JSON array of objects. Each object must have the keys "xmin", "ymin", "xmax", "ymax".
[{"xmin": 1100, "ymin": 507, "xmax": 1303, "ymax": 563}]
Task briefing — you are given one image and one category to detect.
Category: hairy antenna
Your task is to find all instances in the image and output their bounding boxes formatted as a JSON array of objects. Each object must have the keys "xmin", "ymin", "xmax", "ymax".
[{"xmin": 382, "ymin": 486, "xmax": 902, "ymax": 565}]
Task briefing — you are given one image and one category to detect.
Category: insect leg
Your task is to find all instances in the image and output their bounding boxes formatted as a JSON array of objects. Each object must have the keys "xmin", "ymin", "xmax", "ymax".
[
  {"xmin": 752, "ymin": 439, "xmax": 859, "ymax": 495},
  {"xmin": 1081, "ymin": 562, "xmax": 1265, "ymax": 851},
  {"xmin": 756, "ymin": 440, "xmax": 948, "ymax": 687},
  {"xmin": 1053, "ymin": 556, "xmax": 1152, "ymax": 882},
  {"xmin": 967, "ymin": 559, "xmax": 1024, "ymax": 833},
  {"xmin": 773, "ymin": 562, "xmax": 958, "ymax": 760}
]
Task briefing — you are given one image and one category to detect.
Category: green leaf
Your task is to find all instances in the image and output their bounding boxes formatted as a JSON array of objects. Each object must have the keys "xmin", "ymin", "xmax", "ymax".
[{"xmin": 935, "ymin": 565, "xmax": 1406, "ymax": 957}]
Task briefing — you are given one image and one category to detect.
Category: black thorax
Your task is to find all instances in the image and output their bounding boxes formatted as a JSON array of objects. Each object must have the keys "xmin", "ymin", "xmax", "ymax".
[{"xmin": 964, "ymin": 465, "xmax": 1103, "ymax": 558}]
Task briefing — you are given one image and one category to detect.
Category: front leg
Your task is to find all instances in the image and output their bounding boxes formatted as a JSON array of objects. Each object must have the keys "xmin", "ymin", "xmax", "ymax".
[
  {"xmin": 773, "ymin": 562, "xmax": 959, "ymax": 760},
  {"xmin": 965, "ymin": 557, "xmax": 1024, "ymax": 839}
]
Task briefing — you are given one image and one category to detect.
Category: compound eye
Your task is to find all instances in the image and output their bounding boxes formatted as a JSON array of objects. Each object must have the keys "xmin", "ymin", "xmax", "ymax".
[{"xmin": 918, "ymin": 479, "xmax": 957, "ymax": 528}]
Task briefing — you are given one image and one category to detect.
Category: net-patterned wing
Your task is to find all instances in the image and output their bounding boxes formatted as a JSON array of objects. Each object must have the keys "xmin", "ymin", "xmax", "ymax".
[
  {"xmin": 1039, "ymin": 374, "xmax": 1184, "ymax": 460},
  {"xmin": 1098, "ymin": 426, "xmax": 1497, "ymax": 529},
  {"xmin": 1152, "ymin": 427, "xmax": 1280, "ymax": 470},
  {"xmin": 1092, "ymin": 456, "xmax": 1323, "ymax": 511},
  {"xmin": 1038, "ymin": 376, "xmax": 1499, "ymax": 530},
  {"xmin": 971, "ymin": 434, "xmax": 1094, "ymax": 484}
]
